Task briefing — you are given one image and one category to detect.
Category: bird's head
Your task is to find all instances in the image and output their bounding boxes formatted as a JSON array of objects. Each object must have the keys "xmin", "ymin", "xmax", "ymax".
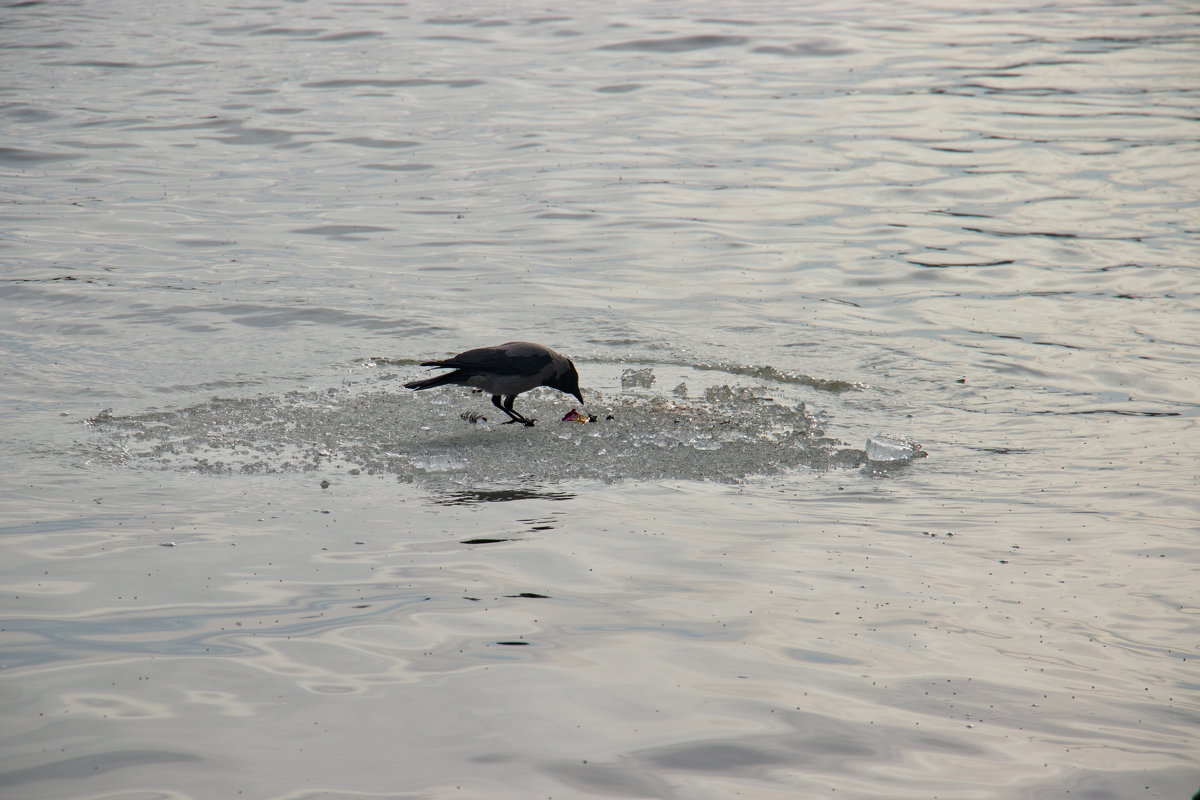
[{"xmin": 548, "ymin": 359, "xmax": 584, "ymax": 405}]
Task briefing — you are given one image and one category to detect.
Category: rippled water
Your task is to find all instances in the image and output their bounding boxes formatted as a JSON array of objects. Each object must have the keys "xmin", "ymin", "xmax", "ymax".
[{"xmin": 2, "ymin": 1, "xmax": 1198, "ymax": 798}]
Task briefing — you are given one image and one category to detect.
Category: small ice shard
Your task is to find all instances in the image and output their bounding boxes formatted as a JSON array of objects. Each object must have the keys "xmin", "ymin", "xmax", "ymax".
[
  {"xmin": 865, "ymin": 435, "xmax": 925, "ymax": 462},
  {"xmin": 704, "ymin": 385, "xmax": 733, "ymax": 403},
  {"xmin": 621, "ymin": 368, "xmax": 655, "ymax": 389}
]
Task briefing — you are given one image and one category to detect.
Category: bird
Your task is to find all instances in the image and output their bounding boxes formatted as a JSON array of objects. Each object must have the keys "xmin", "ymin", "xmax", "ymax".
[{"xmin": 404, "ymin": 341, "xmax": 583, "ymax": 427}]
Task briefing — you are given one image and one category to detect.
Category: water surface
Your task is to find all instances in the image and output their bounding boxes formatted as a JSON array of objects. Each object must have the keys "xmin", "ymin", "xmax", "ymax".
[{"xmin": 2, "ymin": 1, "xmax": 1197, "ymax": 798}]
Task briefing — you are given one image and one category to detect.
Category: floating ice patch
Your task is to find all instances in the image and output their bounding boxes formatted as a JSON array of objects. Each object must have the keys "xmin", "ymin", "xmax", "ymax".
[{"xmin": 79, "ymin": 365, "xmax": 871, "ymax": 485}]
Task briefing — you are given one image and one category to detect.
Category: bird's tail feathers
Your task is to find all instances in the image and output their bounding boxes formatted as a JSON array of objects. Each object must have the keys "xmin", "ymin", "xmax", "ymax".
[{"xmin": 404, "ymin": 371, "xmax": 461, "ymax": 391}]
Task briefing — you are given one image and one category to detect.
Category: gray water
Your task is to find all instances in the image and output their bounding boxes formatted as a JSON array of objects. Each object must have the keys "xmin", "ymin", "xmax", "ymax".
[{"xmin": 2, "ymin": 1, "xmax": 1198, "ymax": 797}]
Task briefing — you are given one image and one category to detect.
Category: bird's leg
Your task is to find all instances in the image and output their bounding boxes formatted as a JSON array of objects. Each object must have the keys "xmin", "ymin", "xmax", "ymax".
[
  {"xmin": 500, "ymin": 395, "xmax": 535, "ymax": 427},
  {"xmin": 490, "ymin": 394, "xmax": 513, "ymax": 421},
  {"xmin": 491, "ymin": 395, "xmax": 534, "ymax": 426}
]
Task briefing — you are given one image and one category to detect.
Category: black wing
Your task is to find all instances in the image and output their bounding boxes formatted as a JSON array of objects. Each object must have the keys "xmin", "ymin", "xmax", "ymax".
[{"xmin": 424, "ymin": 344, "xmax": 552, "ymax": 376}]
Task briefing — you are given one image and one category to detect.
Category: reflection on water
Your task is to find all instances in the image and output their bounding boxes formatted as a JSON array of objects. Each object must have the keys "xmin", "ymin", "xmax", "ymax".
[{"xmin": 1, "ymin": 0, "xmax": 1198, "ymax": 798}]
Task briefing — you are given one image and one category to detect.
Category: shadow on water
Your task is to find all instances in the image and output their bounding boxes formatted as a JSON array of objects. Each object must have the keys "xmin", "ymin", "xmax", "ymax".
[
  {"xmin": 78, "ymin": 364, "xmax": 872, "ymax": 486},
  {"xmin": 432, "ymin": 488, "xmax": 577, "ymax": 505}
]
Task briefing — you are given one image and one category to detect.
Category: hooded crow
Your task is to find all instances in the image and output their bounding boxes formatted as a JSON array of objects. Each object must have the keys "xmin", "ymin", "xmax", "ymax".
[{"xmin": 404, "ymin": 341, "xmax": 583, "ymax": 427}]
